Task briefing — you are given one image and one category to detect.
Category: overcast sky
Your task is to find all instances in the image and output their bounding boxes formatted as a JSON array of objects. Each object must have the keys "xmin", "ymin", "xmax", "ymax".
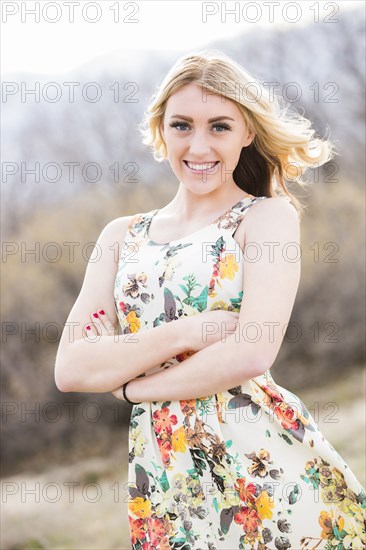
[{"xmin": 1, "ymin": 0, "xmax": 361, "ymax": 76}]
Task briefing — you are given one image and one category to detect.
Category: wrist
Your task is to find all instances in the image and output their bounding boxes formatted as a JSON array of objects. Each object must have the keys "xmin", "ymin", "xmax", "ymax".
[
  {"xmin": 171, "ymin": 315, "xmax": 191, "ymax": 354},
  {"xmin": 124, "ymin": 379, "xmax": 142, "ymax": 404}
]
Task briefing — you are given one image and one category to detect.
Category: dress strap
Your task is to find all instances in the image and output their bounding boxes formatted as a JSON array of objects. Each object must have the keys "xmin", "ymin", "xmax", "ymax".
[
  {"xmin": 218, "ymin": 196, "xmax": 268, "ymax": 236},
  {"xmin": 126, "ymin": 210, "xmax": 157, "ymax": 239},
  {"xmin": 126, "ymin": 198, "xmax": 268, "ymax": 239}
]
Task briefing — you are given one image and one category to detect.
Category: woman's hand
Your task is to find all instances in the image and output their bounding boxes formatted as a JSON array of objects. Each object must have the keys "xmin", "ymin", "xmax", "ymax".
[
  {"xmin": 179, "ymin": 309, "xmax": 240, "ymax": 353},
  {"xmin": 84, "ymin": 308, "xmax": 126, "ymax": 401}
]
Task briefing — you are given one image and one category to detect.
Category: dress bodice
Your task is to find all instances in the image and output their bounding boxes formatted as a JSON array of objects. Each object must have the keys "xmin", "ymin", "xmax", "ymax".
[{"xmin": 113, "ymin": 194, "xmax": 267, "ymax": 376}]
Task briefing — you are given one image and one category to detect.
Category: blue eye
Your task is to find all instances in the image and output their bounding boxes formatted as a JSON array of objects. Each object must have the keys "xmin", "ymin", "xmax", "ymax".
[
  {"xmin": 169, "ymin": 121, "xmax": 231, "ymax": 132},
  {"xmin": 169, "ymin": 122, "xmax": 189, "ymax": 131},
  {"xmin": 212, "ymin": 123, "xmax": 231, "ymax": 132}
]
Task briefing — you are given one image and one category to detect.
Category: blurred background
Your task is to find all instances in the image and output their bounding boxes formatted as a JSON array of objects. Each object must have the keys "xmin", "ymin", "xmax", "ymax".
[{"xmin": 1, "ymin": 1, "xmax": 365, "ymax": 548}]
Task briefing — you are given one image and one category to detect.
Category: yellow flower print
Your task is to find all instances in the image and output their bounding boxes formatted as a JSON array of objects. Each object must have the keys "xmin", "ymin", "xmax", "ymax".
[
  {"xmin": 130, "ymin": 426, "xmax": 147, "ymax": 457},
  {"xmin": 125, "ymin": 310, "xmax": 140, "ymax": 332},
  {"xmin": 210, "ymin": 300, "xmax": 229, "ymax": 310},
  {"xmin": 342, "ymin": 516, "xmax": 366, "ymax": 548},
  {"xmin": 336, "ymin": 515, "xmax": 344, "ymax": 531},
  {"xmin": 182, "ymin": 303, "xmax": 197, "ymax": 316},
  {"xmin": 172, "ymin": 426, "xmax": 187, "ymax": 453},
  {"xmin": 218, "ymin": 253, "xmax": 239, "ymax": 281},
  {"xmin": 339, "ymin": 500, "xmax": 366, "ymax": 523},
  {"xmin": 212, "ymin": 464, "xmax": 238, "ymax": 487},
  {"xmin": 255, "ymin": 490, "xmax": 274, "ymax": 520},
  {"xmin": 186, "ymin": 477, "xmax": 205, "ymax": 507},
  {"xmin": 222, "ymin": 487, "xmax": 241, "ymax": 507},
  {"xmin": 129, "ymin": 496, "xmax": 152, "ymax": 518},
  {"xmin": 172, "ymin": 472, "xmax": 186, "ymax": 489},
  {"xmin": 161, "ymin": 256, "xmax": 181, "ymax": 281}
]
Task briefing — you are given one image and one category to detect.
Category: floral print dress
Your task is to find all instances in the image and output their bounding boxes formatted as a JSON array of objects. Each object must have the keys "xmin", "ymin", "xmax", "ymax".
[{"xmin": 114, "ymin": 195, "xmax": 366, "ymax": 550}]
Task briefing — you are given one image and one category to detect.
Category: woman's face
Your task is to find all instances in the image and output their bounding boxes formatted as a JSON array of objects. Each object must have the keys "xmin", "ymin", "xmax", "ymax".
[{"xmin": 160, "ymin": 82, "xmax": 254, "ymax": 195}]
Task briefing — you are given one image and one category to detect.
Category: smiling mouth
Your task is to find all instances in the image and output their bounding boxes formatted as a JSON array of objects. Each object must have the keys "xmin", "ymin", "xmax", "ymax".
[{"xmin": 183, "ymin": 160, "xmax": 220, "ymax": 171}]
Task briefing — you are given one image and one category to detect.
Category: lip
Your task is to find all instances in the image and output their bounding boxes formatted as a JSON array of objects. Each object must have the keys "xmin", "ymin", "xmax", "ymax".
[
  {"xmin": 184, "ymin": 161, "xmax": 220, "ymax": 165},
  {"xmin": 183, "ymin": 160, "xmax": 220, "ymax": 175},
  {"xmin": 183, "ymin": 160, "xmax": 220, "ymax": 174}
]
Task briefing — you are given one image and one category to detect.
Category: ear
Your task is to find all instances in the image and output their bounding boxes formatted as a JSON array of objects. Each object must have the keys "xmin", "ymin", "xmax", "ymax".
[
  {"xmin": 160, "ymin": 122, "xmax": 165, "ymax": 141},
  {"xmin": 246, "ymin": 131, "xmax": 255, "ymax": 147}
]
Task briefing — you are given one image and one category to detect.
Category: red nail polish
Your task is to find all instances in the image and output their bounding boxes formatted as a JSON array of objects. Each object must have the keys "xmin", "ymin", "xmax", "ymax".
[
  {"xmin": 86, "ymin": 326, "xmax": 91, "ymax": 330},
  {"xmin": 99, "ymin": 310, "xmax": 105, "ymax": 315},
  {"xmin": 93, "ymin": 312, "xmax": 98, "ymax": 318}
]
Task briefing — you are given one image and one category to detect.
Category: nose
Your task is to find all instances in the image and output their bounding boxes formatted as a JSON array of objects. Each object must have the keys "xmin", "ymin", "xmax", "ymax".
[{"xmin": 187, "ymin": 129, "xmax": 212, "ymax": 157}]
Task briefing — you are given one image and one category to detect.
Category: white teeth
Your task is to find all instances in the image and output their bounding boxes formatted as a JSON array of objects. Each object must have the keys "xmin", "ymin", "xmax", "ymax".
[{"xmin": 187, "ymin": 161, "xmax": 218, "ymax": 171}]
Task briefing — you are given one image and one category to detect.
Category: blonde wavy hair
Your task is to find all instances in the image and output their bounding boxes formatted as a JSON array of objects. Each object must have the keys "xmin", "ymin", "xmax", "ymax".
[{"xmin": 138, "ymin": 49, "xmax": 339, "ymax": 220}]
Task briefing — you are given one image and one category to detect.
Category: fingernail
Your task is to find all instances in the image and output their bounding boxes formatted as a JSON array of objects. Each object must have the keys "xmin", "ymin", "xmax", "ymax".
[
  {"xmin": 99, "ymin": 310, "xmax": 105, "ymax": 315},
  {"xmin": 93, "ymin": 312, "xmax": 98, "ymax": 318},
  {"xmin": 86, "ymin": 326, "xmax": 91, "ymax": 330}
]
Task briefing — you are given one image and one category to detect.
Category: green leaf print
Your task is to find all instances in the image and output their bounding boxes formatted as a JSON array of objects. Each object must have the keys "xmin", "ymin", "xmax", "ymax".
[
  {"xmin": 229, "ymin": 290, "xmax": 243, "ymax": 310},
  {"xmin": 213, "ymin": 497, "xmax": 219, "ymax": 513},
  {"xmin": 159, "ymin": 470, "xmax": 170, "ymax": 493},
  {"xmin": 170, "ymin": 539, "xmax": 191, "ymax": 550},
  {"xmin": 189, "ymin": 448, "xmax": 207, "ymax": 476},
  {"xmin": 178, "ymin": 284, "xmax": 190, "ymax": 295},
  {"xmin": 183, "ymin": 273, "xmax": 201, "ymax": 292},
  {"xmin": 191, "ymin": 286, "xmax": 208, "ymax": 311},
  {"xmin": 180, "ymin": 273, "xmax": 208, "ymax": 311},
  {"xmin": 211, "ymin": 236, "xmax": 225, "ymax": 259},
  {"xmin": 288, "ymin": 483, "xmax": 300, "ymax": 504},
  {"xmin": 161, "ymin": 401, "xmax": 171, "ymax": 408},
  {"xmin": 131, "ymin": 407, "xmax": 145, "ymax": 420},
  {"xmin": 279, "ymin": 433, "xmax": 293, "ymax": 445}
]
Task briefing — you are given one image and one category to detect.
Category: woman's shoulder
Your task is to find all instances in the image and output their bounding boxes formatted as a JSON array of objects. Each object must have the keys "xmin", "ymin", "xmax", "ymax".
[
  {"xmin": 252, "ymin": 195, "xmax": 299, "ymax": 220},
  {"xmin": 244, "ymin": 196, "xmax": 300, "ymax": 239}
]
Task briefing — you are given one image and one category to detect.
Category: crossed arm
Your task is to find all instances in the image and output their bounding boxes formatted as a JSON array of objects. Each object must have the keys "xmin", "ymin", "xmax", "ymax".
[
  {"xmin": 96, "ymin": 315, "xmax": 266, "ymax": 403},
  {"xmin": 106, "ymin": 198, "xmax": 301, "ymax": 403}
]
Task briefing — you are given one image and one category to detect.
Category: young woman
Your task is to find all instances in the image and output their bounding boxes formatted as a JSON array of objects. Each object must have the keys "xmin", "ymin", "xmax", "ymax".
[{"xmin": 55, "ymin": 51, "xmax": 366, "ymax": 549}]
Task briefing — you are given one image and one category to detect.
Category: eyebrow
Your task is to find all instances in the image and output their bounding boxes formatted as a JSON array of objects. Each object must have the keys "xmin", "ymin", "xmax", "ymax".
[{"xmin": 170, "ymin": 115, "xmax": 235, "ymax": 123}]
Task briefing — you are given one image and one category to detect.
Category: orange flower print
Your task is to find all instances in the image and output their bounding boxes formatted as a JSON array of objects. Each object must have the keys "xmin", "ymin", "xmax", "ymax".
[
  {"xmin": 157, "ymin": 436, "xmax": 173, "ymax": 467},
  {"xmin": 179, "ymin": 399, "xmax": 196, "ymax": 416},
  {"xmin": 261, "ymin": 384, "xmax": 284, "ymax": 403},
  {"xmin": 233, "ymin": 506, "xmax": 260, "ymax": 534},
  {"xmin": 318, "ymin": 510, "xmax": 335, "ymax": 538},
  {"xmin": 273, "ymin": 401, "xmax": 299, "ymax": 431},
  {"xmin": 129, "ymin": 516, "xmax": 145, "ymax": 544},
  {"xmin": 147, "ymin": 516, "xmax": 170, "ymax": 547},
  {"xmin": 234, "ymin": 477, "xmax": 257, "ymax": 505},
  {"xmin": 153, "ymin": 407, "xmax": 178, "ymax": 435}
]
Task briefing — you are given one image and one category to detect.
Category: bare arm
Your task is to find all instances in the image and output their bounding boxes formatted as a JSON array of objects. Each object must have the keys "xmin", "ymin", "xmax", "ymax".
[
  {"xmin": 125, "ymin": 197, "xmax": 301, "ymax": 402},
  {"xmin": 125, "ymin": 332, "xmax": 261, "ymax": 403},
  {"xmin": 54, "ymin": 216, "xmax": 189, "ymax": 393}
]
